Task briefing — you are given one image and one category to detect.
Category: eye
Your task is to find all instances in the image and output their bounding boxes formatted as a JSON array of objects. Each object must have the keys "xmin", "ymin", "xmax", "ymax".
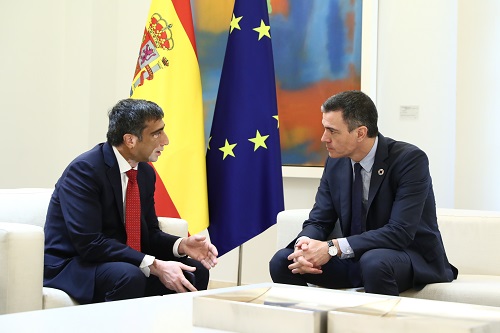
[{"xmin": 152, "ymin": 132, "xmax": 160, "ymax": 139}]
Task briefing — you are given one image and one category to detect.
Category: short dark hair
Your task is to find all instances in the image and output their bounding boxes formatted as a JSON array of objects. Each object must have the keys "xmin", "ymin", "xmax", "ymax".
[
  {"xmin": 106, "ymin": 99, "xmax": 164, "ymax": 146},
  {"xmin": 322, "ymin": 90, "xmax": 378, "ymax": 137}
]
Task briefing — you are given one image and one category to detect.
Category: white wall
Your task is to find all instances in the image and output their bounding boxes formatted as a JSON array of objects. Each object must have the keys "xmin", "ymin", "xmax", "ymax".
[
  {"xmin": 1, "ymin": 0, "xmax": 500, "ymax": 286},
  {"xmin": 376, "ymin": 0, "xmax": 457, "ymax": 208},
  {"xmin": 455, "ymin": 0, "xmax": 500, "ymax": 210},
  {"xmin": 0, "ymin": 0, "xmax": 149, "ymax": 188}
]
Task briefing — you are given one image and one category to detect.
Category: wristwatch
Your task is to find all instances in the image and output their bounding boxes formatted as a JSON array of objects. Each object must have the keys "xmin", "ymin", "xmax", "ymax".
[{"xmin": 327, "ymin": 240, "xmax": 338, "ymax": 257}]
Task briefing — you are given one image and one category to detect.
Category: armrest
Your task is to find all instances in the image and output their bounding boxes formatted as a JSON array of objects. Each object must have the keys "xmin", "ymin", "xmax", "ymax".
[
  {"xmin": 0, "ymin": 222, "xmax": 44, "ymax": 314},
  {"xmin": 158, "ymin": 217, "xmax": 188, "ymax": 238},
  {"xmin": 276, "ymin": 209, "xmax": 343, "ymax": 250},
  {"xmin": 276, "ymin": 209, "xmax": 310, "ymax": 250}
]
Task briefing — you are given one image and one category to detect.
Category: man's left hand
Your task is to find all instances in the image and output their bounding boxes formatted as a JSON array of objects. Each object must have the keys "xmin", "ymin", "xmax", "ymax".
[
  {"xmin": 179, "ymin": 235, "xmax": 218, "ymax": 270},
  {"xmin": 288, "ymin": 238, "xmax": 331, "ymax": 274}
]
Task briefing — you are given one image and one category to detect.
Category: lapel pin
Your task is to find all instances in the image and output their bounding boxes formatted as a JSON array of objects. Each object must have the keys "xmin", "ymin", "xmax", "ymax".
[{"xmin": 378, "ymin": 169, "xmax": 384, "ymax": 176}]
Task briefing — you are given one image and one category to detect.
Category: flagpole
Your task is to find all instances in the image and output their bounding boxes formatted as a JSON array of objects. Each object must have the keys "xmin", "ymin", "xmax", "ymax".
[{"xmin": 237, "ymin": 245, "xmax": 243, "ymax": 286}]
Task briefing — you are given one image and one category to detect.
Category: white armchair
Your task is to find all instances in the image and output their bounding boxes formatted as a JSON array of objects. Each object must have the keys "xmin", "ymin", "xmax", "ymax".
[
  {"xmin": 276, "ymin": 208, "xmax": 500, "ymax": 307},
  {"xmin": 0, "ymin": 188, "xmax": 188, "ymax": 314}
]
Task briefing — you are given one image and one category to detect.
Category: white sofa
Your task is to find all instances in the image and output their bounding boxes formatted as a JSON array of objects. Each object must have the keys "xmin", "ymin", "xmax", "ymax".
[
  {"xmin": 276, "ymin": 208, "xmax": 500, "ymax": 307},
  {"xmin": 0, "ymin": 188, "xmax": 188, "ymax": 315}
]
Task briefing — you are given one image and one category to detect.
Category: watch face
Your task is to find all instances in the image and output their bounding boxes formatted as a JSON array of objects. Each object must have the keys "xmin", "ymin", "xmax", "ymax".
[{"xmin": 328, "ymin": 243, "xmax": 337, "ymax": 256}]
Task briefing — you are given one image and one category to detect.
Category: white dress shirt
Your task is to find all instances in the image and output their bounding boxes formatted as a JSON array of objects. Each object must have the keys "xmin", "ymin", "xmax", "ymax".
[
  {"xmin": 112, "ymin": 146, "xmax": 184, "ymax": 276},
  {"xmin": 337, "ymin": 136, "xmax": 378, "ymax": 258}
]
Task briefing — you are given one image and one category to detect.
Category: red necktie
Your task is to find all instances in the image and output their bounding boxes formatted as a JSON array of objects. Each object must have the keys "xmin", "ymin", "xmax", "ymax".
[{"xmin": 125, "ymin": 169, "xmax": 141, "ymax": 251}]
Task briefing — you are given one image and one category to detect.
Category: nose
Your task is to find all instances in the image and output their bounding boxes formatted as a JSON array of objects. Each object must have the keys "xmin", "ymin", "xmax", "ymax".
[
  {"xmin": 321, "ymin": 130, "xmax": 330, "ymax": 142},
  {"xmin": 160, "ymin": 130, "xmax": 169, "ymax": 146}
]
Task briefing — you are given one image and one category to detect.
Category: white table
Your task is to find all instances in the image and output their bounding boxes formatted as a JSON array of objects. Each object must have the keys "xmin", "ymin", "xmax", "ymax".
[
  {"xmin": 2, "ymin": 283, "xmax": 500, "ymax": 333},
  {"xmin": 0, "ymin": 284, "xmax": 270, "ymax": 332}
]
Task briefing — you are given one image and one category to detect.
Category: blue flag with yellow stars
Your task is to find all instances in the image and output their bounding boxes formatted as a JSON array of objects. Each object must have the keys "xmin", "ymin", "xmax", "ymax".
[{"xmin": 206, "ymin": 0, "xmax": 285, "ymax": 256}]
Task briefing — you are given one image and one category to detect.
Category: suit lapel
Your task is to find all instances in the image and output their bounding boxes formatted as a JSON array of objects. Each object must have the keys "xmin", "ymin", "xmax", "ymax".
[
  {"xmin": 136, "ymin": 163, "xmax": 148, "ymax": 243},
  {"xmin": 338, "ymin": 158, "xmax": 353, "ymax": 234},
  {"xmin": 103, "ymin": 143, "xmax": 124, "ymax": 223},
  {"xmin": 136, "ymin": 163, "xmax": 147, "ymax": 213},
  {"xmin": 367, "ymin": 134, "xmax": 388, "ymax": 213}
]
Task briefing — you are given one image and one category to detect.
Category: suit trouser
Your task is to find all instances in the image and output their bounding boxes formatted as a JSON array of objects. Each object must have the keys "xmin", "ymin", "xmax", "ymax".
[
  {"xmin": 93, "ymin": 257, "xmax": 209, "ymax": 302},
  {"xmin": 269, "ymin": 247, "xmax": 413, "ymax": 296}
]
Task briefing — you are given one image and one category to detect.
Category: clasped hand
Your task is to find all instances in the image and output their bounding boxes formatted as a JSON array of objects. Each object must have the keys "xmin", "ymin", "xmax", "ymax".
[{"xmin": 287, "ymin": 238, "xmax": 331, "ymax": 275}]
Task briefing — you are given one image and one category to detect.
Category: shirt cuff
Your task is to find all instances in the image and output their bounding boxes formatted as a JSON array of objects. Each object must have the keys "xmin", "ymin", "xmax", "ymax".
[
  {"xmin": 337, "ymin": 238, "xmax": 355, "ymax": 259},
  {"xmin": 294, "ymin": 236, "xmax": 310, "ymax": 246},
  {"xmin": 173, "ymin": 237, "xmax": 186, "ymax": 258},
  {"xmin": 140, "ymin": 254, "xmax": 155, "ymax": 277}
]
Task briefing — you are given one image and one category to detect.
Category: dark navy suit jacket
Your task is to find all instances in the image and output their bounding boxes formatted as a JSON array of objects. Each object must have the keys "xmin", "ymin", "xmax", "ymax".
[
  {"xmin": 296, "ymin": 134, "xmax": 458, "ymax": 287},
  {"xmin": 43, "ymin": 142, "xmax": 179, "ymax": 304}
]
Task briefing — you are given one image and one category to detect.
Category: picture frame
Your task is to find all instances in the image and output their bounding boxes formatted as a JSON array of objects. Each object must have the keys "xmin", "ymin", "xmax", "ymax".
[
  {"xmin": 282, "ymin": 0, "xmax": 378, "ymax": 178},
  {"xmin": 193, "ymin": 0, "xmax": 378, "ymax": 177}
]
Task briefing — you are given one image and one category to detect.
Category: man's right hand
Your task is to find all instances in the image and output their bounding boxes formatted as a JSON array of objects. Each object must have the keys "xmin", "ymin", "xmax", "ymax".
[
  {"xmin": 149, "ymin": 259, "xmax": 197, "ymax": 293},
  {"xmin": 287, "ymin": 238, "xmax": 323, "ymax": 275}
]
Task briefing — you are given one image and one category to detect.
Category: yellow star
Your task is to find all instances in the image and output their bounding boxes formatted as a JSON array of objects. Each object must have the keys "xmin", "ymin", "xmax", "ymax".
[
  {"xmin": 273, "ymin": 115, "xmax": 280, "ymax": 128},
  {"xmin": 248, "ymin": 130, "xmax": 269, "ymax": 151},
  {"xmin": 253, "ymin": 19, "xmax": 271, "ymax": 40},
  {"xmin": 230, "ymin": 13, "xmax": 243, "ymax": 33},
  {"xmin": 219, "ymin": 139, "xmax": 237, "ymax": 160},
  {"xmin": 207, "ymin": 136, "xmax": 212, "ymax": 150}
]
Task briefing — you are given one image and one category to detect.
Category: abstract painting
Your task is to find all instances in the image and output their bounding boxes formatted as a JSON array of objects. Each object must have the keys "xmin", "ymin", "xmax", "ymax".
[{"xmin": 193, "ymin": 0, "xmax": 362, "ymax": 166}]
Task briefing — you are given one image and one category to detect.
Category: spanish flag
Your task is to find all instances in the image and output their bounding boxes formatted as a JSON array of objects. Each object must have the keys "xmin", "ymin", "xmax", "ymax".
[{"xmin": 130, "ymin": 0, "xmax": 208, "ymax": 235}]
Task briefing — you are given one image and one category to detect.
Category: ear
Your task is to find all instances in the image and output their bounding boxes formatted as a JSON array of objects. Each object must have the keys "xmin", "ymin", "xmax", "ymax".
[
  {"xmin": 123, "ymin": 134, "xmax": 137, "ymax": 148},
  {"xmin": 356, "ymin": 126, "xmax": 368, "ymax": 142}
]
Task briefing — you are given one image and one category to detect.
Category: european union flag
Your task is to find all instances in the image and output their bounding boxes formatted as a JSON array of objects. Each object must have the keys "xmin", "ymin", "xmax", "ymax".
[{"xmin": 206, "ymin": 0, "xmax": 284, "ymax": 256}]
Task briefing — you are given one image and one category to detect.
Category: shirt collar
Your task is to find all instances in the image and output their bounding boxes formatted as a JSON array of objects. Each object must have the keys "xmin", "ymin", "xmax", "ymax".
[{"xmin": 112, "ymin": 146, "xmax": 136, "ymax": 174}]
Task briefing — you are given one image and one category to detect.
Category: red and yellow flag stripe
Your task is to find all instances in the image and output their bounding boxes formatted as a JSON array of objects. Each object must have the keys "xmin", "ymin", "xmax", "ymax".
[{"xmin": 130, "ymin": 0, "xmax": 208, "ymax": 234}]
